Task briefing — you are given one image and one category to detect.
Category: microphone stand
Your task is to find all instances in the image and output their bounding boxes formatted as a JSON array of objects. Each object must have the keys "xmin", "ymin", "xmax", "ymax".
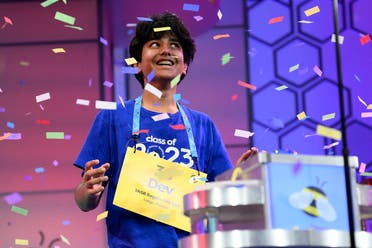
[{"xmin": 331, "ymin": 0, "xmax": 356, "ymax": 247}]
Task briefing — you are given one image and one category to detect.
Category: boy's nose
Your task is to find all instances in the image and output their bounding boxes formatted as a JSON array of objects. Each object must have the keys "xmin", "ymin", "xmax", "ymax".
[{"xmin": 159, "ymin": 44, "xmax": 171, "ymax": 56}]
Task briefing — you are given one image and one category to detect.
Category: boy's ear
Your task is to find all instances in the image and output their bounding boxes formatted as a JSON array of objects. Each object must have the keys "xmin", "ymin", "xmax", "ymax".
[
  {"xmin": 133, "ymin": 62, "xmax": 142, "ymax": 74},
  {"xmin": 182, "ymin": 63, "xmax": 188, "ymax": 75}
]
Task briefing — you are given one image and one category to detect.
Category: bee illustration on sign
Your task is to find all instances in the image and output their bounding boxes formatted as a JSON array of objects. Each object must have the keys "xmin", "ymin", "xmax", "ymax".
[{"xmin": 288, "ymin": 179, "xmax": 337, "ymax": 222}]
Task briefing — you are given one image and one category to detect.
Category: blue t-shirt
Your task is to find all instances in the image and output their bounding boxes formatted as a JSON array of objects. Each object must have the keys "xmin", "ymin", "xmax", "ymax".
[{"xmin": 74, "ymin": 98, "xmax": 233, "ymax": 248}]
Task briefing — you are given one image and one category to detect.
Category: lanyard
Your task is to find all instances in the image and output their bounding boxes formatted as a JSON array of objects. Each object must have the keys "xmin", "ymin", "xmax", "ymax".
[{"xmin": 132, "ymin": 96, "xmax": 199, "ymax": 169}]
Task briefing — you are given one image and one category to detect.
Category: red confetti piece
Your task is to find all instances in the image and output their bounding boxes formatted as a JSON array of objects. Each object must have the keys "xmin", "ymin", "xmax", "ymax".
[
  {"xmin": 237, "ymin": 80, "xmax": 257, "ymax": 90},
  {"xmin": 1, "ymin": 16, "xmax": 13, "ymax": 29},
  {"xmin": 170, "ymin": 124, "xmax": 185, "ymax": 130},
  {"xmin": 231, "ymin": 94, "xmax": 238, "ymax": 101},
  {"xmin": 360, "ymin": 34, "xmax": 371, "ymax": 45},
  {"xmin": 36, "ymin": 119, "xmax": 51, "ymax": 125},
  {"xmin": 268, "ymin": 16, "xmax": 284, "ymax": 24}
]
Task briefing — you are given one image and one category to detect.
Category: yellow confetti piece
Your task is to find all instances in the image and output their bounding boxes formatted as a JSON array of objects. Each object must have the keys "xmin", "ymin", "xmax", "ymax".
[
  {"xmin": 275, "ymin": 85, "xmax": 288, "ymax": 91},
  {"xmin": 289, "ymin": 64, "xmax": 300, "ymax": 72},
  {"xmin": 297, "ymin": 111, "xmax": 307, "ymax": 120},
  {"xmin": 153, "ymin": 26, "xmax": 171, "ymax": 32},
  {"xmin": 367, "ymin": 104, "xmax": 372, "ymax": 110},
  {"xmin": 316, "ymin": 124, "xmax": 341, "ymax": 141},
  {"xmin": 54, "ymin": 11, "xmax": 75, "ymax": 25},
  {"xmin": 304, "ymin": 5, "xmax": 320, "ymax": 17},
  {"xmin": 96, "ymin": 210, "xmax": 108, "ymax": 221},
  {"xmin": 213, "ymin": 33, "xmax": 230, "ymax": 40},
  {"xmin": 15, "ymin": 239, "xmax": 29, "ymax": 246},
  {"xmin": 124, "ymin": 57, "xmax": 137, "ymax": 65},
  {"xmin": 52, "ymin": 48, "xmax": 66, "ymax": 53},
  {"xmin": 19, "ymin": 61, "xmax": 30, "ymax": 66}
]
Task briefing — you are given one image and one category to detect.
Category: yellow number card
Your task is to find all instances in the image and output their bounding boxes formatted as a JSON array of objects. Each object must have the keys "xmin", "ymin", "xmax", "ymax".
[{"xmin": 113, "ymin": 147, "xmax": 207, "ymax": 232}]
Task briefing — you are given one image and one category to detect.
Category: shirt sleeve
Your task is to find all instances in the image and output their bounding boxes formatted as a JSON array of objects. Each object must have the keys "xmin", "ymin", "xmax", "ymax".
[{"xmin": 73, "ymin": 110, "xmax": 111, "ymax": 170}]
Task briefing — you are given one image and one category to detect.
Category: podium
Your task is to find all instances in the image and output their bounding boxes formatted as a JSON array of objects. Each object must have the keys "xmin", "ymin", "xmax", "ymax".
[{"xmin": 179, "ymin": 152, "xmax": 372, "ymax": 247}]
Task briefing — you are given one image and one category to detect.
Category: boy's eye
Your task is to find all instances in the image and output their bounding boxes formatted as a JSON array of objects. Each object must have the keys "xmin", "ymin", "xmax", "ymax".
[
  {"xmin": 171, "ymin": 43, "xmax": 181, "ymax": 48},
  {"xmin": 150, "ymin": 42, "xmax": 160, "ymax": 48}
]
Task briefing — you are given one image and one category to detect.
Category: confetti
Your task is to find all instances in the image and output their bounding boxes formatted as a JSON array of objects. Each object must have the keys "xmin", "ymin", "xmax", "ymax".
[
  {"xmin": 275, "ymin": 85, "xmax": 288, "ymax": 91},
  {"xmin": 124, "ymin": 57, "xmax": 137, "ymax": 65},
  {"xmin": 36, "ymin": 119, "xmax": 51, "ymax": 125},
  {"xmin": 153, "ymin": 26, "xmax": 171, "ymax": 32},
  {"xmin": 46, "ymin": 132, "xmax": 64, "ymax": 139},
  {"xmin": 64, "ymin": 25, "xmax": 83, "ymax": 30},
  {"xmin": 304, "ymin": 6, "xmax": 320, "ymax": 17},
  {"xmin": 217, "ymin": 9, "xmax": 223, "ymax": 20},
  {"xmin": 298, "ymin": 20, "xmax": 314, "ymax": 24},
  {"xmin": 268, "ymin": 117, "xmax": 284, "ymax": 129},
  {"xmin": 268, "ymin": 16, "xmax": 284, "ymax": 24},
  {"xmin": 0, "ymin": 132, "xmax": 11, "ymax": 141},
  {"xmin": 360, "ymin": 34, "xmax": 371, "ymax": 45},
  {"xmin": 152, "ymin": 113, "xmax": 170, "ymax": 122},
  {"xmin": 313, "ymin": 65, "xmax": 323, "ymax": 76},
  {"xmin": 64, "ymin": 134, "xmax": 72, "ymax": 140},
  {"xmin": 4, "ymin": 192, "xmax": 23, "ymax": 205},
  {"xmin": 322, "ymin": 113, "xmax": 336, "ymax": 121},
  {"xmin": 174, "ymin": 93, "xmax": 181, "ymax": 101},
  {"xmin": 358, "ymin": 96, "xmax": 368, "ymax": 107},
  {"xmin": 361, "ymin": 112, "xmax": 372, "ymax": 118},
  {"xmin": 323, "ymin": 141, "xmax": 339, "ymax": 149},
  {"xmin": 292, "ymin": 161, "xmax": 302, "ymax": 175},
  {"xmin": 118, "ymin": 95, "xmax": 125, "ymax": 108},
  {"xmin": 40, "ymin": 0, "xmax": 59, "ymax": 7},
  {"xmin": 62, "ymin": 220, "xmax": 71, "ymax": 225},
  {"xmin": 95, "ymin": 100, "xmax": 117, "ymax": 110},
  {"xmin": 96, "ymin": 211, "xmax": 109, "ymax": 221},
  {"xmin": 35, "ymin": 167, "xmax": 45, "ymax": 173},
  {"xmin": 0, "ymin": 107, "xmax": 5, "ymax": 112},
  {"xmin": 144, "ymin": 83, "xmax": 162, "ymax": 98},
  {"xmin": 237, "ymin": 80, "xmax": 256, "ymax": 90},
  {"xmin": 100, "ymin": 37, "xmax": 108, "ymax": 46},
  {"xmin": 1, "ymin": 16, "xmax": 13, "ymax": 29},
  {"xmin": 15, "ymin": 239, "xmax": 29, "ymax": 246},
  {"xmin": 137, "ymin": 17, "xmax": 153, "ymax": 22},
  {"xmin": 221, "ymin": 52, "xmax": 233, "ymax": 65},
  {"xmin": 3, "ymin": 132, "xmax": 21, "ymax": 140},
  {"xmin": 36, "ymin": 92, "xmax": 51, "ymax": 103},
  {"xmin": 170, "ymin": 74, "xmax": 181, "ymax": 88},
  {"xmin": 316, "ymin": 124, "xmax": 341, "ymax": 140},
  {"xmin": 19, "ymin": 61, "xmax": 30, "ymax": 66},
  {"xmin": 354, "ymin": 74, "xmax": 361, "ymax": 82},
  {"xmin": 367, "ymin": 104, "xmax": 372, "ymax": 110},
  {"xmin": 52, "ymin": 48, "xmax": 66, "ymax": 53},
  {"xmin": 183, "ymin": 3, "xmax": 200, "ymax": 12},
  {"xmin": 331, "ymin": 34, "xmax": 344, "ymax": 44},
  {"xmin": 126, "ymin": 23, "xmax": 137, "ymax": 27},
  {"xmin": 234, "ymin": 129, "xmax": 254, "ymax": 138},
  {"xmin": 53, "ymin": 160, "xmax": 59, "ymax": 166},
  {"xmin": 170, "ymin": 124, "xmax": 185, "ymax": 130},
  {"xmin": 122, "ymin": 66, "xmax": 139, "ymax": 74},
  {"xmin": 213, "ymin": 33, "xmax": 230, "ymax": 40},
  {"xmin": 11, "ymin": 205, "xmax": 28, "ymax": 216},
  {"xmin": 6, "ymin": 121, "xmax": 15, "ymax": 129},
  {"xmin": 103, "ymin": 80, "xmax": 113, "ymax": 88},
  {"xmin": 361, "ymin": 172, "xmax": 372, "ymax": 177},
  {"xmin": 60, "ymin": 235, "xmax": 71, "ymax": 246},
  {"xmin": 76, "ymin": 99, "xmax": 90, "ymax": 106},
  {"xmin": 54, "ymin": 11, "xmax": 75, "ymax": 25},
  {"xmin": 289, "ymin": 64, "xmax": 300, "ymax": 72},
  {"xmin": 147, "ymin": 70, "xmax": 155, "ymax": 82},
  {"xmin": 193, "ymin": 16, "xmax": 203, "ymax": 22},
  {"xmin": 296, "ymin": 111, "xmax": 307, "ymax": 120},
  {"xmin": 359, "ymin": 162, "xmax": 367, "ymax": 173},
  {"xmin": 231, "ymin": 94, "xmax": 238, "ymax": 101}
]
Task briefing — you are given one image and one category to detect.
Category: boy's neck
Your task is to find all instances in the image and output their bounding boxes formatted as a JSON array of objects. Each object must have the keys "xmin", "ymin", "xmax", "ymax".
[{"xmin": 142, "ymin": 83, "xmax": 178, "ymax": 114}]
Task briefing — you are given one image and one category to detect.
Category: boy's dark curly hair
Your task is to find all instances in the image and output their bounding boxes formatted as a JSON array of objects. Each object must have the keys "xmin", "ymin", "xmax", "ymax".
[{"xmin": 129, "ymin": 12, "xmax": 196, "ymax": 88}]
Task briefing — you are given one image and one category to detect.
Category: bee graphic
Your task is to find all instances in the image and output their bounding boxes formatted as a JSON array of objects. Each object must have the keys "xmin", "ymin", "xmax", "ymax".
[{"xmin": 289, "ymin": 179, "xmax": 337, "ymax": 222}]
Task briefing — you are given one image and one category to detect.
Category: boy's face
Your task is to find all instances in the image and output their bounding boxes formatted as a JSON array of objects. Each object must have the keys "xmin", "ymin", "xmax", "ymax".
[{"xmin": 136, "ymin": 33, "xmax": 188, "ymax": 85}]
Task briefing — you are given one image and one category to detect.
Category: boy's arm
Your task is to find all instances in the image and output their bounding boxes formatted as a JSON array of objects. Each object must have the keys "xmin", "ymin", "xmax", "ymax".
[{"xmin": 74, "ymin": 159, "xmax": 110, "ymax": 211}]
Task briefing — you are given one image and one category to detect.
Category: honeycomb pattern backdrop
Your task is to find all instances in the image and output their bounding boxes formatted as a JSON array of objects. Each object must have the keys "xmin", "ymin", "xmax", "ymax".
[{"xmin": 246, "ymin": 0, "xmax": 372, "ymax": 169}]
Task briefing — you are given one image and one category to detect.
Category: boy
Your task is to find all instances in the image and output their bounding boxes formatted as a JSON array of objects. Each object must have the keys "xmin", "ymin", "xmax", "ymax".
[{"xmin": 73, "ymin": 12, "xmax": 256, "ymax": 247}]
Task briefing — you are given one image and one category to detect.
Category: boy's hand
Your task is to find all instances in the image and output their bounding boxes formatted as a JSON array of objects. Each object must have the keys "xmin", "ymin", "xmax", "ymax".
[
  {"xmin": 82, "ymin": 160, "xmax": 110, "ymax": 197},
  {"xmin": 235, "ymin": 147, "xmax": 258, "ymax": 166}
]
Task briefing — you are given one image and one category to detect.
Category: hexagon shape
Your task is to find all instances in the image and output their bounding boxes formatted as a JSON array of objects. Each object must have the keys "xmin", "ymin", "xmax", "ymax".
[
  {"xmin": 335, "ymin": 121, "xmax": 372, "ymax": 167},
  {"xmin": 303, "ymin": 79, "xmax": 351, "ymax": 125},
  {"xmin": 275, "ymin": 38, "xmax": 321, "ymax": 87},
  {"xmin": 280, "ymin": 123, "xmax": 325, "ymax": 154},
  {"xmin": 298, "ymin": 0, "xmax": 345, "ymax": 43},
  {"xmin": 351, "ymin": 0, "xmax": 372, "ymax": 34},
  {"xmin": 252, "ymin": 122, "xmax": 279, "ymax": 153},
  {"xmin": 248, "ymin": 1, "xmax": 292, "ymax": 46},
  {"xmin": 252, "ymin": 81, "xmax": 298, "ymax": 131}
]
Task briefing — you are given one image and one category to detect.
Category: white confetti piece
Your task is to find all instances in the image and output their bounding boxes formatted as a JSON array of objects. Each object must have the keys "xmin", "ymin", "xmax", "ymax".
[
  {"xmin": 144, "ymin": 83, "xmax": 162, "ymax": 98},
  {"xmin": 289, "ymin": 64, "xmax": 300, "ymax": 72},
  {"xmin": 76, "ymin": 99, "xmax": 90, "ymax": 106},
  {"xmin": 95, "ymin": 100, "xmax": 117, "ymax": 110},
  {"xmin": 152, "ymin": 113, "xmax": 170, "ymax": 122},
  {"xmin": 234, "ymin": 129, "xmax": 254, "ymax": 138},
  {"xmin": 331, "ymin": 34, "xmax": 344, "ymax": 44},
  {"xmin": 36, "ymin": 92, "xmax": 51, "ymax": 103}
]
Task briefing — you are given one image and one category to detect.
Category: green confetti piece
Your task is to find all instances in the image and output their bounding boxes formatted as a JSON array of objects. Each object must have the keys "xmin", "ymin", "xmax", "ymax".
[
  {"xmin": 322, "ymin": 113, "xmax": 336, "ymax": 121},
  {"xmin": 11, "ymin": 205, "xmax": 28, "ymax": 216},
  {"xmin": 361, "ymin": 172, "xmax": 372, "ymax": 177},
  {"xmin": 275, "ymin": 85, "xmax": 288, "ymax": 91},
  {"xmin": 46, "ymin": 132, "xmax": 65, "ymax": 139},
  {"xmin": 170, "ymin": 74, "xmax": 181, "ymax": 88},
  {"xmin": 54, "ymin": 11, "xmax": 75, "ymax": 25},
  {"xmin": 40, "ymin": 0, "xmax": 59, "ymax": 7},
  {"xmin": 221, "ymin": 52, "xmax": 233, "ymax": 65}
]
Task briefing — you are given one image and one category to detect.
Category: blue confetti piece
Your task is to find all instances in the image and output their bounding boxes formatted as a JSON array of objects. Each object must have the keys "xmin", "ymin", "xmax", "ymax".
[
  {"xmin": 147, "ymin": 70, "xmax": 155, "ymax": 82},
  {"xmin": 62, "ymin": 220, "xmax": 71, "ymax": 225},
  {"xmin": 354, "ymin": 74, "xmax": 361, "ymax": 82},
  {"xmin": 174, "ymin": 93, "xmax": 181, "ymax": 101},
  {"xmin": 35, "ymin": 167, "xmax": 45, "ymax": 173},
  {"xmin": 137, "ymin": 17, "xmax": 153, "ymax": 22},
  {"xmin": 127, "ymin": 29, "xmax": 134, "ymax": 36},
  {"xmin": 6, "ymin": 121, "xmax": 15, "ymax": 129},
  {"xmin": 183, "ymin": 3, "xmax": 200, "ymax": 12},
  {"xmin": 122, "ymin": 66, "xmax": 139, "ymax": 74}
]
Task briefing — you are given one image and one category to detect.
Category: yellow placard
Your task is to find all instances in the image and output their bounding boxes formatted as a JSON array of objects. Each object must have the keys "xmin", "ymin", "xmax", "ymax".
[{"xmin": 113, "ymin": 147, "xmax": 207, "ymax": 232}]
